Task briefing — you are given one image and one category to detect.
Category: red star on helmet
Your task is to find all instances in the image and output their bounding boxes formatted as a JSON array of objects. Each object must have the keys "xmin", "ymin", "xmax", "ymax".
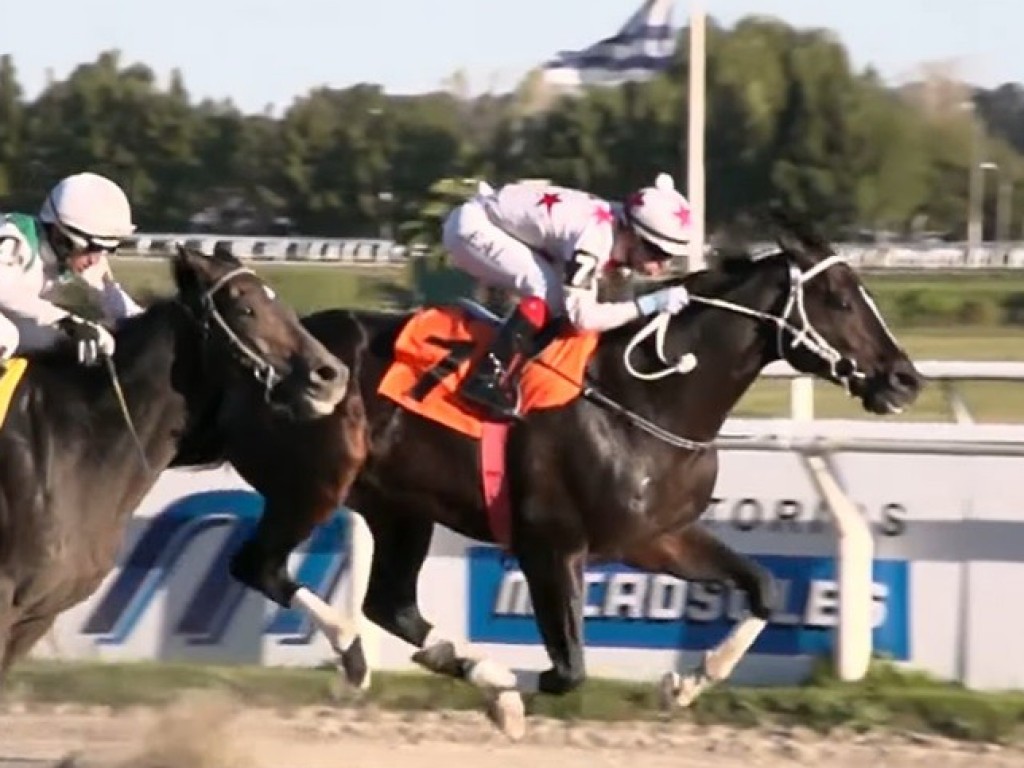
[
  {"xmin": 537, "ymin": 192, "xmax": 562, "ymax": 213},
  {"xmin": 674, "ymin": 205, "xmax": 691, "ymax": 227},
  {"xmin": 627, "ymin": 191, "xmax": 645, "ymax": 210},
  {"xmin": 593, "ymin": 204, "xmax": 613, "ymax": 224}
]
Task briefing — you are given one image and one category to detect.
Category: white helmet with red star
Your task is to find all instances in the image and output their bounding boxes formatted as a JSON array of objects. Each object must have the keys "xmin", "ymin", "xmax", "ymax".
[{"xmin": 624, "ymin": 172, "xmax": 692, "ymax": 257}]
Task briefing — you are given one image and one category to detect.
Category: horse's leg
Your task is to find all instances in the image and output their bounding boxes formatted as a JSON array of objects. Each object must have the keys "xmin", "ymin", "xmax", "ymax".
[
  {"xmin": 359, "ymin": 501, "xmax": 526, "ymax": 739},
  {"xmin": 228, "ymin": 501, "xmax": 368, "ymax": 688},
  {"xmin": 624, "ymin": 524, "xmax": 778, "ymax": 708},
  {"xmin": 1, "ymin": 613, "xmax": 56, "ymax": 680},
  {"xmin": 514, "ymin": 544, "xmax": 587, "ymax": 696},
  {"xmin": 0, "ymin": 584, "xmax": 12, "ymax": 691}
]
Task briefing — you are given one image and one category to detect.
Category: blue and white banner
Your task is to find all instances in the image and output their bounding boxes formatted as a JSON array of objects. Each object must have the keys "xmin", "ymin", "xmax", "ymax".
[
  {"xmin": 541, "ymin": 0, "xmax": 679, "ymax": 88},
  {"xmin": 82, "ymin": 489, "xmax": 350, "ymax": 648},
  {"xmin": 32, "ymin": 467, "xmax": 359, "ymax": 668},
  {"xmin": 467, "ymin": 547, "xmax": 910, "ymax": 660}
]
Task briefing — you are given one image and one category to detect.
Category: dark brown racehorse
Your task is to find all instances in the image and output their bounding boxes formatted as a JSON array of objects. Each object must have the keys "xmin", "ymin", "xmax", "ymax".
[
  {"xmin": 174, "ymin": 213, "xmax": 924, "ymax": 738},
  {"xmin": 0, "ymin": 244, "xmax": 349, "ymax": 680}
]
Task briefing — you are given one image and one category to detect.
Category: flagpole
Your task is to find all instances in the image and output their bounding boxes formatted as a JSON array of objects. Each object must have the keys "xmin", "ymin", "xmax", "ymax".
[{"xmin": 686, "ymin": 0, "xmax": 706, "ymax": 272}]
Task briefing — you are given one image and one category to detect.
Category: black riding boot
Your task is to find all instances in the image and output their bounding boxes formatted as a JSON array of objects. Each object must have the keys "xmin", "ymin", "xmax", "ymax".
[{"xmin": 457, "ymin": 304, "xmax": 539, "ymax": 421}]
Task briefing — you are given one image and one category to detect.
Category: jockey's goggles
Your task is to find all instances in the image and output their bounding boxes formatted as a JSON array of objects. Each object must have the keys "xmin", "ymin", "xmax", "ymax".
[
  {"xmin": 637, "ymin": 235, "xmax": 676, "ymax": 262},
  {"xmin": 52, "ymin": 219, "xmax": 122, "ymax": 254}
]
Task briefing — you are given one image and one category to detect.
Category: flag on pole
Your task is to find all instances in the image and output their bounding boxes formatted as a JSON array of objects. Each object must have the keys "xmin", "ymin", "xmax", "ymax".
[{"xmin": 540, "ymin": 0, "xmax": 679, "ymax": 89}]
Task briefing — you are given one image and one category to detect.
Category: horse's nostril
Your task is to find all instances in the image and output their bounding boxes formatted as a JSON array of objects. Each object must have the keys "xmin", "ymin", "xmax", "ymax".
[
  {"xmin": 890, "ymin": 369, "xmax": 920, "ymax": 392},
  {"xmin": 312, "ymin": 364, "xmax": 339, "ymax": 384}
]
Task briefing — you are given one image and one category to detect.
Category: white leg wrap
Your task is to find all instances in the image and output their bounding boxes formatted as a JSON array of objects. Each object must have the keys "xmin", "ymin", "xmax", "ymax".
[
  {"xmin": 290, "ymin": 587, "xmax": 357, "ymax": 654},
  {"xmin": 663, "ymin": 616, "xmax": 768, "ymax": 708},
  {"xmin": 415, "ymin": 626, "xmax": 526, "ymax": 740}
]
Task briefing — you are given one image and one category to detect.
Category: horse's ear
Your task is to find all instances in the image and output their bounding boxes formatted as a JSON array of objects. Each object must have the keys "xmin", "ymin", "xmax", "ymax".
[
  {"xmin": 765, "ymin": 203, "xmax": 821, "ymax": 269},
  {"xmin": 171, "ymin": 242, "xmax": 214, "ymax": 298},
  {"xmin": 774, "ymin": 227, "xmax": 813, "ymax": 267},
  {"xmin": 708, "ymin": 219, "xmax": 758, "ymax": 266},
  {"xmin": 212, "ymin": 242, "xmax": 235, "ymax": 262}
]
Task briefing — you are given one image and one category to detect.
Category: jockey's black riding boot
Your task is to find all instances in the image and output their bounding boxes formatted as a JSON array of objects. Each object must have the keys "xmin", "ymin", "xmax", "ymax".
[{"xmin": 458, "ymin": 296, "xmax": 548, "ymax": 421}]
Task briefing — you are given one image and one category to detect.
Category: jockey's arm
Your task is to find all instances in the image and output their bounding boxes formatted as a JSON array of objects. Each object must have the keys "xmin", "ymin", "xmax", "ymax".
[
  {"xmin": 561, "ymin": 247, "xmax": 644, "ymax": 332},
  {"xmin": 0, "ymin": 244, "xmax": 72, "ymax": 345},
  {"xmin": 95, "ymin": 278, "xmax": 144, "ymax": 320},
  {"xmin": 560, "ymin": 247, "xmax": 690, "ymax": 332},
  {"xmin": 563, "ymin": 284, "xmax": 644, "ymax": 332},
  {"xmin": 77, "ymin": 255, "xmax": 144, "ymax": 320}
]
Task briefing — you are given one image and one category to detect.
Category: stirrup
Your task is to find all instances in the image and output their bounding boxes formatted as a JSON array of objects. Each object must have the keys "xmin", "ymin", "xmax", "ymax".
[
  {"xmin": 459, "ymin": 368, "xmax": 523, "ymax": 421},
  {"xmin": 461, "ymin": 389, "xmax": 521, "ymax": 421}
]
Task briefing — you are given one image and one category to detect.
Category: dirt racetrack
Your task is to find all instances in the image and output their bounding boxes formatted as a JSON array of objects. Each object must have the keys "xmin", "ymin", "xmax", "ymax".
[{"xmin": 2, "ymin": 692, "xmax": 1022, "ymax": 768}]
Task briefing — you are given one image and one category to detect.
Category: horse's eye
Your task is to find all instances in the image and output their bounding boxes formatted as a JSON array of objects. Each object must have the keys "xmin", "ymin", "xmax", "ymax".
[
  {"xmin": 827, "ymin": 293, "xmax": 852, "ymax": 311},
  {"xmin": 241, "ymin": 305, "xmax": 256, "ymax": 317}
]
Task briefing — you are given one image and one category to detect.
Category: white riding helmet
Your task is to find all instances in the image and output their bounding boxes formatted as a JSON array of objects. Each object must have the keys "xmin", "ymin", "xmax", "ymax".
[
  {"xmin": 625, "ymin": 172, "xmax": 692, "ymax": 257},
  {"xmin": 39, "ymin": 172, "xmax": 135, "ymax": 250}
]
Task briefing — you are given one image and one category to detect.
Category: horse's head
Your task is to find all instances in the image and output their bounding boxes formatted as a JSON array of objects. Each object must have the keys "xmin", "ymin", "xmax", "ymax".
[
  {"xmin": 170, "ymin": 243, "xmax": 349, "ymax": 419},
  {"xmin": 765, "ymin": 209, "xmax": 924, "ymax": 415}
]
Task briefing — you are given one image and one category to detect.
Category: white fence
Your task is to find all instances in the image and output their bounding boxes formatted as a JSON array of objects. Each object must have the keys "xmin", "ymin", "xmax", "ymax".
[
  {"xmin": 124, "ymin": 232, "xmax": 416, "ymax": 266},
  {"xmin": 122, "ymin": 232, "xmax": 1024, "ymax": 270},
  {"xmin": 761, "ymin": 359, "xmax": 1024, "ymax": 424},
  {"xmin": 29, "ymin": 360, "xmax": 1024, "ymax": 692}
]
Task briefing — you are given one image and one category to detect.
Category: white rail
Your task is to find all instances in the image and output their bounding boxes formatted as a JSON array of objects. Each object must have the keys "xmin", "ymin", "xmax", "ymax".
[
  {"xmin": 716, "ymin": 433, "xmax": 1024, "ymax": 457},
  {"xmin": 761, "ymin": 360, "xmax": 1024, "ymax": 380},
  {"xmin": 757, "ymin": 359, "xmax": 1024, "ymax": 425},
  {"xmin": 120, "ymin": 232, "xmax": 1024, "ymax": 270}
]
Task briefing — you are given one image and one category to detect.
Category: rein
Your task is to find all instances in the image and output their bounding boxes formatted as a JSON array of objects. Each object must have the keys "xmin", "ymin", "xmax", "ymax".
[
  {"xmin": 106, "ymin": 264, "xmax": 282, "ymax": 472},
  {"xmin": 200, "ymin": 266, "xmax": 284, "ymax": 395},
  {"xmin": 543, "ymin": 252, "xmax": 857, "ymax": 452}
]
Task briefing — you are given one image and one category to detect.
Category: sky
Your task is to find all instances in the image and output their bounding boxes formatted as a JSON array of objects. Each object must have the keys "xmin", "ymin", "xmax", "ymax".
[{"xmin": 5, "ymin": 0, "xmax": 1016, "ymax": 115}]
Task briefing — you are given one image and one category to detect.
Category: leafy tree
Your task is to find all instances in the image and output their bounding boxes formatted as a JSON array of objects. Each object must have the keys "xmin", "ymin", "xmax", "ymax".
[{"xmin": 3, "ymin": 21, "xmax": 1024, "ymax": 241}]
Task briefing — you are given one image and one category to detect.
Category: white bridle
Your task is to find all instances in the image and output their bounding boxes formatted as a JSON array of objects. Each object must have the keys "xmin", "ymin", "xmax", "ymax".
[
  {"xmin": 109, "ymin": 263, "xmax": 286, "ymax": 475},
  {"xmin": 624, "ymin": 253, "xmax": 868, "ymax": 393},
  {"xmin": 199, "ymin": 266, "xmax": 285, "ymax": 393}
]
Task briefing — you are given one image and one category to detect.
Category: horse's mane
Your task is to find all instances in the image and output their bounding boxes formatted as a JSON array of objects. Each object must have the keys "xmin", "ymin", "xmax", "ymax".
[
  {"xmin": 631, "ymin": 244, "xmax": 788, "ymax": 310},
  {"xmin": 668, "ymin": 203, "xmax": 819, "ymax": 293}
]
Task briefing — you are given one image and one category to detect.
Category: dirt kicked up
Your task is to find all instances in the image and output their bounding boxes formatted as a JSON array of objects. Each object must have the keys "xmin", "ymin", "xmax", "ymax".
[{"xmin": 2, "ymin": 691, "xmax": 1021, "ymax": 768}]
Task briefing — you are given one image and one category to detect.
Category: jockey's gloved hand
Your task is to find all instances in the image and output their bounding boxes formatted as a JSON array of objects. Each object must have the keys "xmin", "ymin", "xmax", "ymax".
[
  {"xmin": 635, "ymin": 285, "xmax": 690, "ymax": 316},
  {"xmin": 56, "ymin": 315, "xmax": 116, "ymax": 366}
]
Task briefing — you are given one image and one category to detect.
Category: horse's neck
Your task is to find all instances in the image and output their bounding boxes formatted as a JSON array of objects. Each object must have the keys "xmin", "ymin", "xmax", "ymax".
[
  {"xmin": 599, "ymin": 261, "xmax": 786, "ymax": 443},
  {"xmin": 51, "ymin": 302, "xmax": 191, "ymax": 463}
]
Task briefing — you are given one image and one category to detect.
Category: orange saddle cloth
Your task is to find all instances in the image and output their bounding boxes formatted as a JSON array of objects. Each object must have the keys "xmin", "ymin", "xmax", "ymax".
[{"xmin": 376, "ymin": 306, "xmax": 598, "ymax": 438}]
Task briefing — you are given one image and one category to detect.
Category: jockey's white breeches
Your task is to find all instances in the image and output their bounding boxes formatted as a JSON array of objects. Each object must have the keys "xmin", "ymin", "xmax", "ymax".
[{"xmin": 442, "ymin": 199, "xmax": 565, "ymax": 312}]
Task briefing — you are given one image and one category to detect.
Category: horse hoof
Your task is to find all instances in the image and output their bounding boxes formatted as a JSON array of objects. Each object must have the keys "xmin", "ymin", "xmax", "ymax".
[
  {"xmin": 538, "ymin": 667, "xmax": 583, "ymax": 695},
  {"xmin": 658, "ymin": 672, "xmax": 681, "ymax": 711},
  {"xmin": 340, "ymin": 636, "xmax": 371, "ymax": 690},
  {"xmin": 486, "ymin": 689, "xmax": 526, "ymax": 741},
  {"xmin": 659, "ymin": 669, "xmax": 705, "ymax": 708}
]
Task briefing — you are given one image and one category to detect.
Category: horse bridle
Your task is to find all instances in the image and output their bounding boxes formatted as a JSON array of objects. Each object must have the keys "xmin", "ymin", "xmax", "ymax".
[
  {"xmin": 197, "ymin": 266, "xmax": 285, "ymax": 395},
  {"xmin": 586, "ymin": 252, "xmax": 865, "ymax": 451},
  {"xmin": 624, "ymin": 252, "xmax": 865, "ymax": 393},
  {"xmin": 106, "ymin": 264, "xmax": 286, "ymax": 475}
]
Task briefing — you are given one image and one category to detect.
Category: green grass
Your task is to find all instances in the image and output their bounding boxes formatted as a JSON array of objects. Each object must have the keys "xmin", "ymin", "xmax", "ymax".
[
  {"xmin": 7, "ymin": 658, "xmax": 1024, "ymax": 744},
  {"xmin": 110, "ymin": 258, "xmax": 413, "ymax": 312},
  {"xmin": 862, "ymin": 272, "xmax": 1024, "ymax": 289},
  {"xmin": 736, "ymin": 327, "xmax": 1024, "ymax": 422}
]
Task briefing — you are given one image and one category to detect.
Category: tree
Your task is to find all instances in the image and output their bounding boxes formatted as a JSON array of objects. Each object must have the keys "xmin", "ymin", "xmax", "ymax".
[
  {"xmin": 0, "ymin": 55, "xmax": 23, "ymax": 202},
  {"xmin": 3, "ymin": 15, "xmax": 1023, "ymax": 240}
]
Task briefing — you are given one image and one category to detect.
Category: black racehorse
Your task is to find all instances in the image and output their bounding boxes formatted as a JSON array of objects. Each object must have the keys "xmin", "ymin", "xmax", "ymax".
[
  {"xmin": 175, "ymin": 213, "xmax": 924, "ymax": 738},
  {"xmin": 0, "ymin": 243, "xmax": 349, "ymax": 681}
]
